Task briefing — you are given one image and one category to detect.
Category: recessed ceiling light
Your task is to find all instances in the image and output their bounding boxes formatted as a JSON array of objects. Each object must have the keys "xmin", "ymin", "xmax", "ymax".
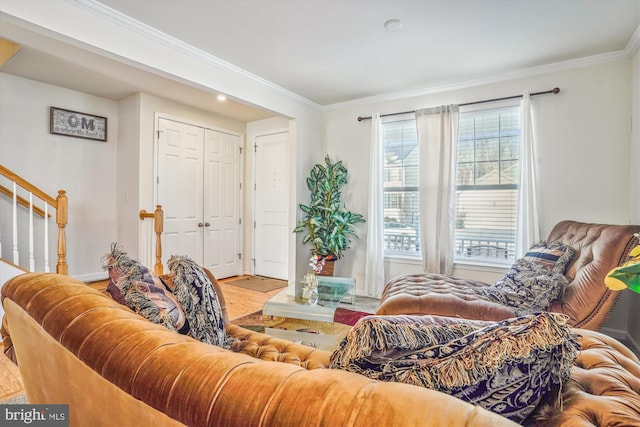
[
  {"xmin": 217, "ymin": 94, "xmax": 227, "ymax": 102},
  {"xmin": 384, "ymin": 19, "xmax": 403, "ymax": 32}
]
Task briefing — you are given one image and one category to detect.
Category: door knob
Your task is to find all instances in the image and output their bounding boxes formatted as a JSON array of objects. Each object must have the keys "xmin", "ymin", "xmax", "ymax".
[
  {"xmin": 205, "ymin": 222, "xmax": 211, "ymax": 227},
  {"xmin": 198, "ymin": 222, "xmax": 204, "ymax": 227}
]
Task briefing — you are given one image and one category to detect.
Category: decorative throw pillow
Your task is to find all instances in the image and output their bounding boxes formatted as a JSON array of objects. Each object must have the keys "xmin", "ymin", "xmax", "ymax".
[
  {"xmin": 476, "ymin": 241, "xmax": 576, "ymax": 315},
  {"xmin": 101, "ymin": 244, "xmax": 188, "ymax": 334},
  {"xmin": 328, "ymin": 313, "xmax": 579, "ymax": 424},
  {"xmin": 167, "ymin": 255, "xmax": 227, "ymax": 348},
  {"xmin": 521, "ymin": 240, "xmax": 576, "ymax": 274}
]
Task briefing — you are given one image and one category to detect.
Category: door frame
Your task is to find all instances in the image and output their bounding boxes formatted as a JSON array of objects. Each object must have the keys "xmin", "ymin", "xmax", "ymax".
[
  {"xmin": 150, "ymin": 112, "xmax": 245, "ymax": 274},
  {"xmin": 250, "ymin": 128, "xmax": 291, "ymax": 278}
]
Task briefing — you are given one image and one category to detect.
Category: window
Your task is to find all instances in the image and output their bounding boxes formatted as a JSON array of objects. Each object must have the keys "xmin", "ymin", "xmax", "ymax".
[
  {"xmin": 382, "ymin": 118, "xmax": 420, "ymax": 256},
  {"xmin": 454, "ymin": 106, "xmax": 520, "ymax": 263},
  {"xmin": 381, "ymin": 106, "xmax": 521, "ymax": 263}
]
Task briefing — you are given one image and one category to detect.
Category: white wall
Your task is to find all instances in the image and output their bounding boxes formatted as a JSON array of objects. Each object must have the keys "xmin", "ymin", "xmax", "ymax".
[
  {"xmin": 0, "ymin": 0, "xmax": 324, "ymax": 281},
  {"xmin": 625, "ymin": 48, "xmax": 640, "ymax": 348},
  {"xmin": 323, "ymin": 59, "xmax": 633, "ymax": 300},
  {"xmin": 0, "ymin": 73, "xmax": 119, "ymax": 281}
]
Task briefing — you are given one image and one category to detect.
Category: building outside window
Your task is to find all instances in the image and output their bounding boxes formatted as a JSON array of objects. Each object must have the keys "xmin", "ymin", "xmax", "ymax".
[
  {"xmin": 382, "ymin": 118, "xmax": 420, "ymax": 256},
  {"xmin": 382, "ymin": 105, "xmax": 521, "ymax": 263},
  {"xmin": 454, "ymin": 105, "xmax": 520, "ymax": 264}
]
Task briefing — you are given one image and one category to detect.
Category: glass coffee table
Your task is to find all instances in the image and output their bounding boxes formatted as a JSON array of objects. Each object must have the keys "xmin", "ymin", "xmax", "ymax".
[{"xmin": 262, "ymin": 276, "xmax": 355, "ymax": 350}]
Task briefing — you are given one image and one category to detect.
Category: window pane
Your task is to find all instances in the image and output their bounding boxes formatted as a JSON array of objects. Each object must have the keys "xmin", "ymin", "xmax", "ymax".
[
  {"xmin": 475, "ymin": 161, "xmax": 499, "ymax": 184},
  {"xmin": 456, "ymin": 163, "xmax": 474, "ymax": 186},
  {"xmin": 458, "ymin": 139, "xmax": 474, "ymax": 162},
  {"xmin": 500, "ymin": 136, "xmax": 519, "ymax": 161},
  {"xmin": 382, "ymin": 119, "xmax": 420, "ymax": 256},
  {"xmin": 454, "ymin": 106, "xmax": 520, "ymax": 263},
  {"xmin": 475, "ymin": 138, "xmax": 499, "ymax": 162}
]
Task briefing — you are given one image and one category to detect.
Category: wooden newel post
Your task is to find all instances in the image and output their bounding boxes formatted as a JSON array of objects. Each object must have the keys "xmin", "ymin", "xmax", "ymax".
[
  {"xmin": 56, "ymin": 190, "xmax": 68, "ymax": 275},
  {"xmin": 153, "ymin": 205, "xmax": 163, "ymax": 275}
]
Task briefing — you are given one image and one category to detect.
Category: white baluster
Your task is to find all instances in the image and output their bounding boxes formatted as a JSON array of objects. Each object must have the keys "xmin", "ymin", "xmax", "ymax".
[
  {"xmin": 12, "ymin": 182, "xmax": 19, "ymax": 265},
  {"xmin": 29, "ymin": 192, "xmax": 35, "ymax": 272},
  {"xmin": 44, "ymin": 203, "xmax": 50, "ymax": 272}
]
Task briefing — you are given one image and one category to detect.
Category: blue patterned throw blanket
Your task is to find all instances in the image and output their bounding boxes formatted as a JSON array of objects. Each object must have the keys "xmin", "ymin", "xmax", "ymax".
[
  {"xmin": 329, "ymin": 312, "xmax": 579, "ymax": 423},
  {"xmin": 102, "ymin": 244, "xmax": 228, "ymax": 348},
  {"xmin": 168, "ymin": 255, "xmax": 227, "ymax": 348},
  {"xmin": 102, "ymin": 244, "xmax": 187, "ymax": 333}
]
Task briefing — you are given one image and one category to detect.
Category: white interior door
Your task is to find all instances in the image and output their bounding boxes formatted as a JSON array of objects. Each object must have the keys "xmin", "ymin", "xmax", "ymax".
[
  {"xmin": 203, "ymin": 129, "xmax": 242, "ymax": 279},
  {"xmin": 157, "ymin": 118, "xmax": 204, "ymax": 264},
  {"xmin": 254, "ymin": 132, "xmax": 289, "ymax": 280},
  {"xmin": 157, "ymin": 118, "xmax": 242, "ymax": 278}
]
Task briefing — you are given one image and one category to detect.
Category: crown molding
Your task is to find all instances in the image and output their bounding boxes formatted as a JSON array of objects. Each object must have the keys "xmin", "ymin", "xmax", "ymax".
[
  {"xmin": 70, "ymin": 0, "xmax": 321, "ymax": 111},
  {"xmin": 323, "ymin": 44, "xmax": 636, "ymax": 112},
  {"xmin": 625, "ymin": 24, "xmax": 640, "ymax": 56},
  {"xmin": 67, "ymin": 1, "xmax": 640, "ymax": 113}
]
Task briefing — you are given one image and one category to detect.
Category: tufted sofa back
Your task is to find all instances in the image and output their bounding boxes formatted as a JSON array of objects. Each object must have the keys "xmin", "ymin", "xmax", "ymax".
[
  {"xmin": 546, "ymin": 220, "xmax": 640, "ymax": 330},
  {"xmin": 1, "ymin": 272, "xmax": 516, "ymax": 427}
]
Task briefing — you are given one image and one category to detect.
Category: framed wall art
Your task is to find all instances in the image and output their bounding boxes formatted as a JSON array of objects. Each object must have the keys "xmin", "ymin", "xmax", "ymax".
[{"xmin": 50, "ymin": 107, "xmax": 107, "ymax": 142}]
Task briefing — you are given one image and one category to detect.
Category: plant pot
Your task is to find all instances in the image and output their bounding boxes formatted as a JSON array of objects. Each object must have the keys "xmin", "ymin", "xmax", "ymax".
[{"xmin": 317, "ymin": 259, "xmax": 335, "ymax": 276}]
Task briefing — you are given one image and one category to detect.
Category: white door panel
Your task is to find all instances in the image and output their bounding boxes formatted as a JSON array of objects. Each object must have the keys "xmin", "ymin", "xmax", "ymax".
[
  {"xmin": 157, "ymin": 119, "xmax": 241, "ymax": 279},
  {"xmin": 254, "ymin": 132, "xmax": 289, "ymax": 280},
  {"xmin": 158, "ymin": 118, "xmax": 204, "ymax": 264},
  {"xmin": 203, "ymin": 128, "xmax": 241, "ymax": 279}
]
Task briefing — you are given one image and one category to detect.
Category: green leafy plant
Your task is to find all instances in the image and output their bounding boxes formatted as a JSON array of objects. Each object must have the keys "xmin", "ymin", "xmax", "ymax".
[
  {"xmin": 293, "ymin": 155, "xmax": 365, "ymax": 260},
  {"xmin": 605, "ymin": 233, "xmax": 640, "ymax": 294}
]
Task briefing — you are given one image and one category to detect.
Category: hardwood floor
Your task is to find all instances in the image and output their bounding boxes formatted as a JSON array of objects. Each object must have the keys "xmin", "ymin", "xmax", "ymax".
[
  {"xmin": 219, "ymin": 277, "xmax": 284, "ymax": 320},
  {"xmin": 0, "ymin": 343, "xmax": 24, "ymax": 401},
  {"xmin": 0, "ymin": 275, "xmax": 283, "ymax": 401}
]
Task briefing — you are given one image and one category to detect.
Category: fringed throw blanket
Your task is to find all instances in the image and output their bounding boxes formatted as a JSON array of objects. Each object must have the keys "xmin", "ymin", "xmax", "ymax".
[
  {"xmin": 102, "ymin": 244, "xmax": 227, "ymax": 348},
  {"xmin": 102, "ymin": 244, "xmax": 187, "ymax": 333},
  {"xmin": 475, "ymin": 241, "xmax": 576, "ymax": 316},
  {"xmin": 168, "ymin": 255, "xmax": 227, "ymax": 348},
  {"xmin": 329, "ymin": 312, "xmax": 579, "ymax": 423}
]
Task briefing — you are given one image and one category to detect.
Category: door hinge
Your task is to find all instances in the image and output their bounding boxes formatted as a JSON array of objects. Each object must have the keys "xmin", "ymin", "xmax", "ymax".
[
  {"xmin": 239, "ymin": 218, "xmax": 242, "ymax": 225},
  {"xmin": 254, "ymin": 221, "xmax": 256, "ymax": 229},
  {"xmin": 239, "ymin": 182, "xmax": 242, "ymax": 190},
  {"xmin": 239, "ymin": 147, "xmax": 243, "ymax": 154},
  {"xmin": 254, "ymin": 183, "xmax": 256, "ymax": 190},
  {"xmin": 238, "ymin": 253, "xmax": 242, "ymax": 260},
  {"xmin": 157, "ymin": 130, "xmax": 162, "ymax": 139},
  {"xmin": 254, "ymin": 144, "xmax": 257, "ymax": 152}
]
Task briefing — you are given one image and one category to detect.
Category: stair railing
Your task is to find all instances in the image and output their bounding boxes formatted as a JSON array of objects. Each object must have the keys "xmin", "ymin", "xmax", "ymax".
[
  {"xmin": 0, "ymin": 164, "xmax": 68, "ymax": 274},
  {"xmin": 139, "ymin": 205, "xmax": 164, "ymax": 275}
]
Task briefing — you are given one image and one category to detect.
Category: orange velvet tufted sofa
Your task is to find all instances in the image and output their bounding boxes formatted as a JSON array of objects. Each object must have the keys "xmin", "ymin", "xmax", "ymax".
[
  {"xmin": 3, "ymin": 272, "xmax": 640, "ymax": 426},
  {"xmin": 1, "ymin": 272, "xmax": 516, "ymax": 427},
  {"xmin": 377, "ymin": 220, "xmax": 640, "ymax": 330}
]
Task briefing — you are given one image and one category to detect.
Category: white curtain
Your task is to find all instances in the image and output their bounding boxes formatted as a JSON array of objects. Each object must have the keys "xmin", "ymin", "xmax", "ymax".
[
  {"xmin": 516, "ymin": 91, "xmax": 541, "ymax": 257},
  {"xmin": 364, "ymin": 113, "xmax": 385, "ymax": 297},
  {"xmin": 415, "ymin": 105, "xmax": 459, "ymax": 274}
]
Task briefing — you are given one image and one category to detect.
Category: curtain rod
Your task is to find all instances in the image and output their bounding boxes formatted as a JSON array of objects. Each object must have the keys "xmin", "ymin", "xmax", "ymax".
[{"xmin": 356, "ymin": 87, "xmax": 560, "ymax": 122}]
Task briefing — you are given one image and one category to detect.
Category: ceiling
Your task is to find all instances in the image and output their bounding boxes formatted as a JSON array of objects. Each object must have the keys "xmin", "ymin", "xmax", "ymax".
[{"xmin": 1, "ymin": 0, "xmax": 639, "ymax": 119}]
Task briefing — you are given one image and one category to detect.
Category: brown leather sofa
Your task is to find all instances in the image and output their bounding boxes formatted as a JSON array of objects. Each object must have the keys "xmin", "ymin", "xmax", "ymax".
[
  {"xmin": 1, "ymin": 272, "xmax": 516, "ymax": 427},
  {"xmin": 377, "ymin": 220, "xmax": 640, "ymax": 330}
]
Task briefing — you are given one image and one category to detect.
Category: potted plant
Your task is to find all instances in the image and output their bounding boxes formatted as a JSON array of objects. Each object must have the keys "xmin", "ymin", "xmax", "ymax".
[
  {"xmin": 605, "ymin": 233, "xmax": 640, "ymax": 294},
  {"xmin": 293, "ymin": 155, "xmax": 365, "ymax": 275}
]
